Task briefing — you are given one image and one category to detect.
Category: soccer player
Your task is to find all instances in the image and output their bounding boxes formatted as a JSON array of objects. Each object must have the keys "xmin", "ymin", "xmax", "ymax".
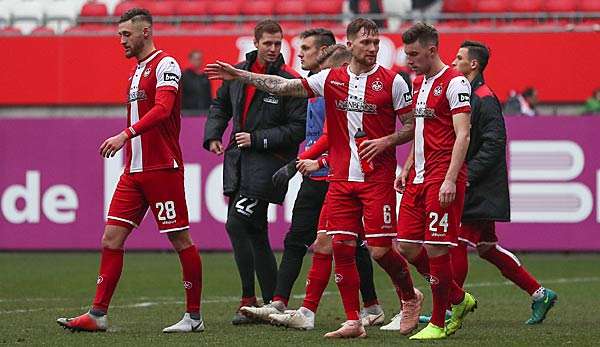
[
  {"xmin": 203, "ymin": 20, "xmax": 307, "ymax": 324},
  {"xmin": 394, "ymin": 23, "xmax": 477, "ymax": 340},
  {"xmin": 450, "ymin": 40, "xmax": 557, "ymax": 324},
  {"xmin": 265, "ymin": 44, "xmax": 394, "ymax": 330},
  {"xmin": 241, "ymin": 32, "xmax": 384, "ymax": 327},
  {"xmin": 206, "ymin": 18, "xmax": 422, "ymax": 339},
  {"xmin": 56, "ymin": 8, "xmax": 203, "ymax": 333}
]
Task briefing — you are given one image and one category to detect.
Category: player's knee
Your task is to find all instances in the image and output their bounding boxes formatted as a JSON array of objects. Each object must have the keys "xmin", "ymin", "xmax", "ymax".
[
  {"xmin": 284, "ymin": 231, "xmax": 313, "ymax": 252},
  {"xmin": 395, "ymin": 242, "xmax": 420, "ymax": 260},
  {"xmin": 424, "ymin": 244, "xmax": 449, "ymax": 258},
  {"xmin": 368, "ymin": 246, "xmax": 390, "ymax": 260},
  {"xmin": 313, "ymin": 234, "xmax": 333, "ymax": 254},
  {"xmin": 168, "ymin": 230, "xmax": 193, "ymax": 252},
  {"xmin": 101, "ymin": 226, "xmax": 129, "ymax": 249}
]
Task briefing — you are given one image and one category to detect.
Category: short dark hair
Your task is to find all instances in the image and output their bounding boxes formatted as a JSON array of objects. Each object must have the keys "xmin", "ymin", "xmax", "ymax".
[
  {"xmin": 300, "ymin": 28, "xmax": 336, "ymax": 48},
  {"xmin": 254, "ymin": 19, "xmax": 282, "ymax": 41},
  {"xmin": 118, "ymin": 8, "xmax": 152, "ymax": 25},
  {"xmin": 402, "ymin": 22, "xmax": 438, "ymax": 47},
  {"xmin": 317, "ymin": 44, "xmax": 351, "ymax": 66},
  {"xmin": 346, "ymin": 18, "xmax": 378, "ymax": 40},
  {"xmin": 522, "ymin": 87, "xmax": 536, "ymax": 98},
  {"xmin": 188, "ymin": 50, "xmax": 202, "ymax": 59},
  {"xmin": 460, "ymin": 40, "xmax": 490, "ymax": 73}
]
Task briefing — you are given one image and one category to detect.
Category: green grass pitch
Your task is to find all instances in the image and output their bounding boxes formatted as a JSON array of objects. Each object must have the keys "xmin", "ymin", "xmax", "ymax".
[{"xmin": 1, "ymin": 252, "xmax": 599, "ymax": 346}]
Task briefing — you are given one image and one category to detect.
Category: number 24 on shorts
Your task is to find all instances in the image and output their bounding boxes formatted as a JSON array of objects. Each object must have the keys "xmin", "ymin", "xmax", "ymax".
[{"xmin": 429, "ymin": 212, "xmax": 448, "ymax": 236}]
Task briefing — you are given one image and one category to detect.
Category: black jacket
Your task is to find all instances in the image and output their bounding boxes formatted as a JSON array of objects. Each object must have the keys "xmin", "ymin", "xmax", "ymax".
[
  {"xmin": 462, "ymin": 74, "xmax": 511, "ymax": 222},
  {"xmin": 181, "ymin": 68, "xmax": 212, "ymax": 112},
  {"xmin": 203, "ymin": 51, "xmax": 307, "ymax": 204}
]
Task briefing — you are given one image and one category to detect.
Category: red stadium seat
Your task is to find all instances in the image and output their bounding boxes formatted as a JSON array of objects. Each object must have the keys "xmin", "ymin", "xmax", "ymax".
[
  {"xmin": 146, "ymin": 1, "xmax": 176, "ymax": 17},
  {"xmin": 31, "ymin": 26, "xmax": 55, "ymax": 35},
  {"xmin": 544, "ymin": 0, "xmax": 578, "ymax": 12},
  {"xmin": 274, "ymin": 1, "xmax": 305, "ymax": 15},
  {"xmin": 241, "ymin": 0, "xmax": 274, "ymax": 16},
  {"xmin": 579, "ymin": 0, "xmax": 600, "ymax": 12},
  {"xmin": 511, "ymin": 0, "xmax": 543, "ymax": 12},
  {"xmin": 113, "ymin": 1, "xmax": 145, "ymax": 17},
  {"xmin": 176, "ymin": 1, "xmax": 208, "ymax": 16},
  {"xmin": 80, "ymin": 1, "xmax": 108, "ymax": 17},
  {"xmin": 306, "ymin": 0, "xmax": 343, "ymax": 15},
  {"xmin": 153, "ymin": 23, "xmax": 178, "ymax": 33},
  {"xmin": 442, "ymin": 0, "xmax": 475, "ymax": 13},
  {"xmin": 476, "ymin": 0, "xmax": 509, "ymax": 13},
  {"xmin": 207, "ymin": 0, "xmax": 242, "ymax": 16},
  {"xmin": 0, "ymin": 26, "xmax": 22, "ymax": 35}
]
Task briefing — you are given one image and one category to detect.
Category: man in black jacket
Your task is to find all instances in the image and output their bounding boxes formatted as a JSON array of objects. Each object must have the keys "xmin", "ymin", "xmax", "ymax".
[
  {"xmin": 450, "ymin": 41, "xmax": 557, "ymax": 324},
  {"xmin": 203, "ymin": 20, "xmax": 307, "ymax": 324}
]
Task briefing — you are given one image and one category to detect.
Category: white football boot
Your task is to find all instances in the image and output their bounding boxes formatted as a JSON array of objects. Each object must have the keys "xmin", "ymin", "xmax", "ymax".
[
  {"xmin": 269, "ymin": 307, "xmax": 315, "ymax": 330},
  {"xmin": 240, "ymin": 301, "xmax": 285, "ymax": 322},
  {"xmin": 380, "ymin": 311, "xmax": 403, "ymax": 331},
  {"xmin": 162, "ymin": 313, "xmax": 205, "ymax": 333},
  {"xmin": 360, "ymin": 304, "xmax": 385, "ymax": 326}
]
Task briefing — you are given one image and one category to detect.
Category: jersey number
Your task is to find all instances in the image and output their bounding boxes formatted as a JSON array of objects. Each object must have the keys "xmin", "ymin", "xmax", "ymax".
[
  {"xmin": 383, "ymin": 205, "xmax": 392, "ymax": 224},
  {"xmin": 428, "ymin": 212, "xmax": 448, "ymax": 233},
  {"xmin": 156, "ymin": 201, "xmax": 176, "ymax": 221}
]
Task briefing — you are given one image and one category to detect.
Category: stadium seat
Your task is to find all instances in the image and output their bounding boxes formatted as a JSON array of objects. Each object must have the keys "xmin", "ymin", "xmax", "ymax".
[
  {"xmin": 441, "ymin": 0, "xmax": 474, "ymax": 13},
  {"xmin": 113, "ymin": 0, "xmax": 144, "ymax": 17},
  {"xmin": 511, "ymin": 0, "xmax": 543, "ymax": 12},
  {"xmin": 146, "ymin": 1, "xmax": 176, "ymax": 17},
  {"xmin": 306, "ymin": 0, "xmax": 343, "ymax": 15},
  {"xmin": 0, "ymin": 26, "xmax": 21, "ymax": 35},
  {"xmin": 11, "ymin": 0, "xmax": 44, "ymax": 35},
  {"xmin": 544, "ymin": 0, "xmax": 578, "ymax": 12},
  {"xmin": 80, "ymin": 1, "xmax": 109, "ymax": 17},
  {"xmin": 175, "ymin": 0, "xmax": 208, "ymax": 16},
  {"xmin": 274, "ymin": 0, "xmax": 305, "ymax": 16},
  {"xmin": 241, "ymin": 0, "xmax": 274, "ymax": 16},
  {"xmin": 206, "ymin": 0, "xmax": 242, "ymax": 16},
  {"xmin": 31, "ymin": 25, "xmax": 55, "ymax": 35},
  {"xmin": 579, "ymin": 0, "xmax": 600, "ymax": 12},
  {"xmin": 476, "ymin": 0, "xmax": 509, "ymax": 13},
  {"xmin": 153, "ymin": 22, "xmax": 178, "ymax": 33},
  {"xmin": 64, "ymin": 23, "xmax": 113, "ymax": 34},
  {"xmin": 44, "ymin": 0, "xmax": 79, "ymax": 33}
]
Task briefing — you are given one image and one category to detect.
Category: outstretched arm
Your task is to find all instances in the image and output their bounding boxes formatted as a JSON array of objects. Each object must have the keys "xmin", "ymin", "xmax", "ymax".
[{"xmin": 205, "ymin": 60, "xmax": 309, "ymax": 98}]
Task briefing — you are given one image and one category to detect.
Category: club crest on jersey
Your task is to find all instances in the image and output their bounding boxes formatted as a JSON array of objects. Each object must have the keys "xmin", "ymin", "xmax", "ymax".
[
  {"xmin": 143, "ymin": 67, "xmax": 151, "ymax": 77},
  {"xmin": 433, "ymin": 85, "xmax": 443, "ymax": 96},
  {"xmin": 371, "ymin": 80, "xmax": 383, "ymax": 92}
]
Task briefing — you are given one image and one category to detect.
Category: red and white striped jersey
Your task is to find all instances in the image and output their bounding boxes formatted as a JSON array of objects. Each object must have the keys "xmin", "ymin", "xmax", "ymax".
[
  {"xmin": 124, "ymin": 49, "xmax": 183, "ymax": 173},
  {"xmin": 410, "ymin": 66, "xmax": 471, "ymax": 184},
  {"xmin": 301, "ymin": 64, "xmax": 412, "ymax": 183}
]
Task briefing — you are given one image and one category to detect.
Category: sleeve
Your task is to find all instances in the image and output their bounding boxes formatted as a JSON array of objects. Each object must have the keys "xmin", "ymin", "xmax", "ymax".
[
  {"xmin": 203, "ymin": 80, "xmax": 233, "ymax": 150},
  {"xmin": 299, "ymin": 132, "xmax": 329, "ymax": 159},
  {"xmin": 155, "ymin": 56, "xmax": 182, "ymax": 90},
  {"xmin": 125, "ymin": 89, "xmax": 176, "ymax": 137},
  {"xmin": 468, "ymin": 96, "xmax": 507, "ymax": 184},
  {"xmin": 392, "ymin": 73, "xmax": 412, "ymax": 115},
  {"xmin": 250, "ymin": 94, "xmax": 307, "ymax": 151},
  {"xmin": 300, "ymin": 69, "xmax": 330, "ymax": 98},
  {"xmin": 446, "ymin": 75, "xmax": 472, "ymax": 115}
]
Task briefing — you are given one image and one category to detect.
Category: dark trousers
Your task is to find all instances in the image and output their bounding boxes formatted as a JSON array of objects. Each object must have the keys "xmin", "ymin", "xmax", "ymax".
[{"xmin": 226, "ymin": 191, "xmax": 277, "ymax": 303}]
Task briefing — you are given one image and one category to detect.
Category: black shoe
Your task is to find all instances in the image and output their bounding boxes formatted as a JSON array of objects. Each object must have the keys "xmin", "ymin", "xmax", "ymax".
[{"xmin": 232, "ymin": 309, "xmax": 258, "ymax": 325}]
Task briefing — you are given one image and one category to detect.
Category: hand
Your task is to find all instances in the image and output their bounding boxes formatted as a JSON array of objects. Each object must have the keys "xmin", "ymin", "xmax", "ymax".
[
  {"xmin": 209, "ymin": 140, "xmax": 224, "ymax": 155},
  {"xmin": 272, "ymin": 160, "xmax": 298, "ymax": 190},
  {"xmin": 439, "ymin": 179, "xmax": 456, "ymax": 209},
  {"xmin": 296, "ymin": 159, "xmax": 320, "ymax": 175},
  {"xmin": 359, "ymin": 137, "xmax": 391, "ymax": 163},
  {"xmin": 394, "ymin": 168, "xmax": 410, "ymax": 193},
  {"xmin": 235, "ymin": 132, "xmax": 251, "ymax": 148},
  {"xmin": 205, "ymin": 60, "xmax": 242, "ymax": 81},
  {"xmin": 100, "ymin": 132, "xmax": 128, "ymax": 158}
]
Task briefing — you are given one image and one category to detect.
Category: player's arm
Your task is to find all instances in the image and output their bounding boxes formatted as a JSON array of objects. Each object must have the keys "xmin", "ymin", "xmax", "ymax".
[
  {"xmin": 205, "ymin": 60, "xmax": 309, "ymax": 98},
  {"xmin": 299, "ymin": 122, "xmax": 329, "ymax": 160},
  {"xmin": 467, "ymin": 96, "xmax": 506, "ymax": 185}
]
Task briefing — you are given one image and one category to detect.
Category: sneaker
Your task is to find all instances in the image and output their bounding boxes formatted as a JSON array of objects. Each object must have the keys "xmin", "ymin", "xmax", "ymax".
[
  {"xmin": 269, "ymin": 307, "xmax": 315, "ymax": 330},
  {"xmin": 162, "ymin": 313, "xmax": 204, "ymax": 333},
  {"xmin": 360, "ymin": 304, "xmax": 385, "ymax": 326},
  {"xmin": 409, "ymin": 323, "xmax": 447, "ymax": 340},
  {"xmin": 525, "ymin": 288, "xmax": 558, "ymax": 325},
  {"xmin": 380, "ymin": 311, "xmax": 402, "ymax": 331},
  {"xmin": 240, "ymin": 301, "xmax": 286, "ymax": 322},
  {"xmin": 324, "ymin": 320, "xmax": 366, "ymax": 338},
  {"xmin": 445, "ymin": 292, "xmax": 478, "ymax": 336},
  {"xmin": 399, "ymin": 288, "xmax": 424, "ymax": 335},
  {"xmin": 57, "ymin": 312, "xmax": 107, "ymax": 332},
  {"xmin": 419, "ymin": 310, "xmax": 452, "ymax": 324}
]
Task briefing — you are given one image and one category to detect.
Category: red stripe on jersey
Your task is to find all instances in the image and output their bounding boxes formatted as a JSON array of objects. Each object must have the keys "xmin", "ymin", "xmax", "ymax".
[{"xmin": 452, "ymin": 105, "xmax": 471, "ymax": 115}]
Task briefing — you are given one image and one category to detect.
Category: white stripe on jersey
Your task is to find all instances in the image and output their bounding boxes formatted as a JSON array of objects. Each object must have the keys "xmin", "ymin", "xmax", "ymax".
[
  {"xmin": 128, "ymin": 50, "xmax": 162, "ymax": 172},
  {"xmin": 413, "ymin": 66, "xmax": 448, "ymax": 184},
  {"xmin": 346, "ymin": 68, "xmax": 370, "ymax": 182}
]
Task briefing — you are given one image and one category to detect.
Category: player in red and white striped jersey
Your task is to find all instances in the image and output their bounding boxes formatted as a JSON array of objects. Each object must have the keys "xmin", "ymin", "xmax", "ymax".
[
  {"xmin": 206, "ymin": 18, "xmax": 422, "ymax": 339},
  {"xmin": 57, "ymin": 8, "xmax": 203, "ymax": 334},
  {"xmin": 394, "ymin": 23, "xmax": 476, "ymax": 340}
]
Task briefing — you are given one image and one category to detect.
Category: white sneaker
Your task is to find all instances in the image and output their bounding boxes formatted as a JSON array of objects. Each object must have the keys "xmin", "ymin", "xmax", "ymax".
[
  {"xmin": 240, "ymin": 301, "xmax": 285, "ymax": 322},
  {"xmin": 269, "ymin": 307, "xmax": 315, "ymax": 330},
  {"xmin": 162, "ymin": 313, "xmax": 204, "ymax": 333},
  {"xmin": 360, "ymin": 304, "xmax": 385, "ymax": 326},
  {"xmin": 380, "ymin": 311, "xmax": 402, "ymax": 331}
]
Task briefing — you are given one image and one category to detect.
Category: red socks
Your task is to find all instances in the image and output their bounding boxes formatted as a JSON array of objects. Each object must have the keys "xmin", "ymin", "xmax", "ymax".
[
  {"xmin": 178, "ymin": 245, "xmax": 203, "ymax": 314},
  {"xmin": 480, "ymin": 244, "xmax": 541, "ymax": 295},
  {"xmin": 332, "ymin": 241, "xmax": 360, "ymax": 321},
  {"xmin": 409, "ymin": 247, "xmax": 431, "ymax": 279},
  {"xmin": 429, "ymin": 253, "xmax": 464, "ymax": 327},
  {"xmin": 375, "ymin": 249, "xmax": 416, "ymax": 301},
  {"xmin": 92, "ymin": 247, "xmax": 124, "ymax": 313},
  {"xmin": 302, "ymin": 252, "xmax": 333, "ymax": 313},
  {"xmin": 450, "ymin": 243, "xmax": 469, "ymax": 288}
]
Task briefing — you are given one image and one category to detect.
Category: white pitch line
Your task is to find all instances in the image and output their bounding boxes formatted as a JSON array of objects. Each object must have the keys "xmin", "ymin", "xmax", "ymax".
[{"xmin": 1, "ymin": 276, "xmax": 598, "ymax": 315}]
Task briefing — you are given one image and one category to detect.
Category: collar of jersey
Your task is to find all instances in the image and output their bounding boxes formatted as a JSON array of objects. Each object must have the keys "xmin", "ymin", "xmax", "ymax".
[
  {"xmin": 424, "ymin": 65, "xmax": 448, "ymax": 82},
  {"xmin": 138, "ymin": 50, "xmax": 163, "ymax": 67},
  {"xmin": 346, "ymin": 63, "xmax": 379, "ymax": 78}
]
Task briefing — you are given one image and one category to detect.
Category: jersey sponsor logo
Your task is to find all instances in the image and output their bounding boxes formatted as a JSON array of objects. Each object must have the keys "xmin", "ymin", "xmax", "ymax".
[
  {"xmin": 433, "ymin": 85, "xmax": 443, "ymax": 96},
  {"xmin": 335, "ymin": 99, "xmax": 377, "ymax": 114},
  {"xmin": 459, "ymin": 93, "xmax": 470, "ymax": 102},
  {"xmin": 414, "ymin": 107, "xmax": 437, "ymax": 119},
  {"xmin": 371, "ymin": 80, "xmax": 383, "ymax": 92},
  {"xmin": 403, "ymin": 91, "xmax": 412, "ymax": 103},
  {"xmin": 163, "ymin": 72, "xmax": 180, "ymax": 82},
  {"xmin": 263, "ymin": 95, "xmax": 279, "ymax": 105},
  {"xmin": 143, "ymin": 67, "xmax": 151, "ymax": 77},
  {"xmin": 330, "ymin": 80, "xmax": 345, "ymax": 87},
  {"xmin": 127, "ymin": 90, "xmax": 147, "ymax": 103}
]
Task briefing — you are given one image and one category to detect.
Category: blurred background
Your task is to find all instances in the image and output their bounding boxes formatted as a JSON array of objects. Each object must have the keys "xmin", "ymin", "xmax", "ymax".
[{"xmin": 0, "ymin": 0, "xmax": 599, "ymax": 252}]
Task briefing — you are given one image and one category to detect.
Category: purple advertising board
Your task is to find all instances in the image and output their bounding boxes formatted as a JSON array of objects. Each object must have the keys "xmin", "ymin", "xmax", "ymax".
[{"xmin": 0, "ymin": 117, "xmax": 598, "ymax": 251}]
